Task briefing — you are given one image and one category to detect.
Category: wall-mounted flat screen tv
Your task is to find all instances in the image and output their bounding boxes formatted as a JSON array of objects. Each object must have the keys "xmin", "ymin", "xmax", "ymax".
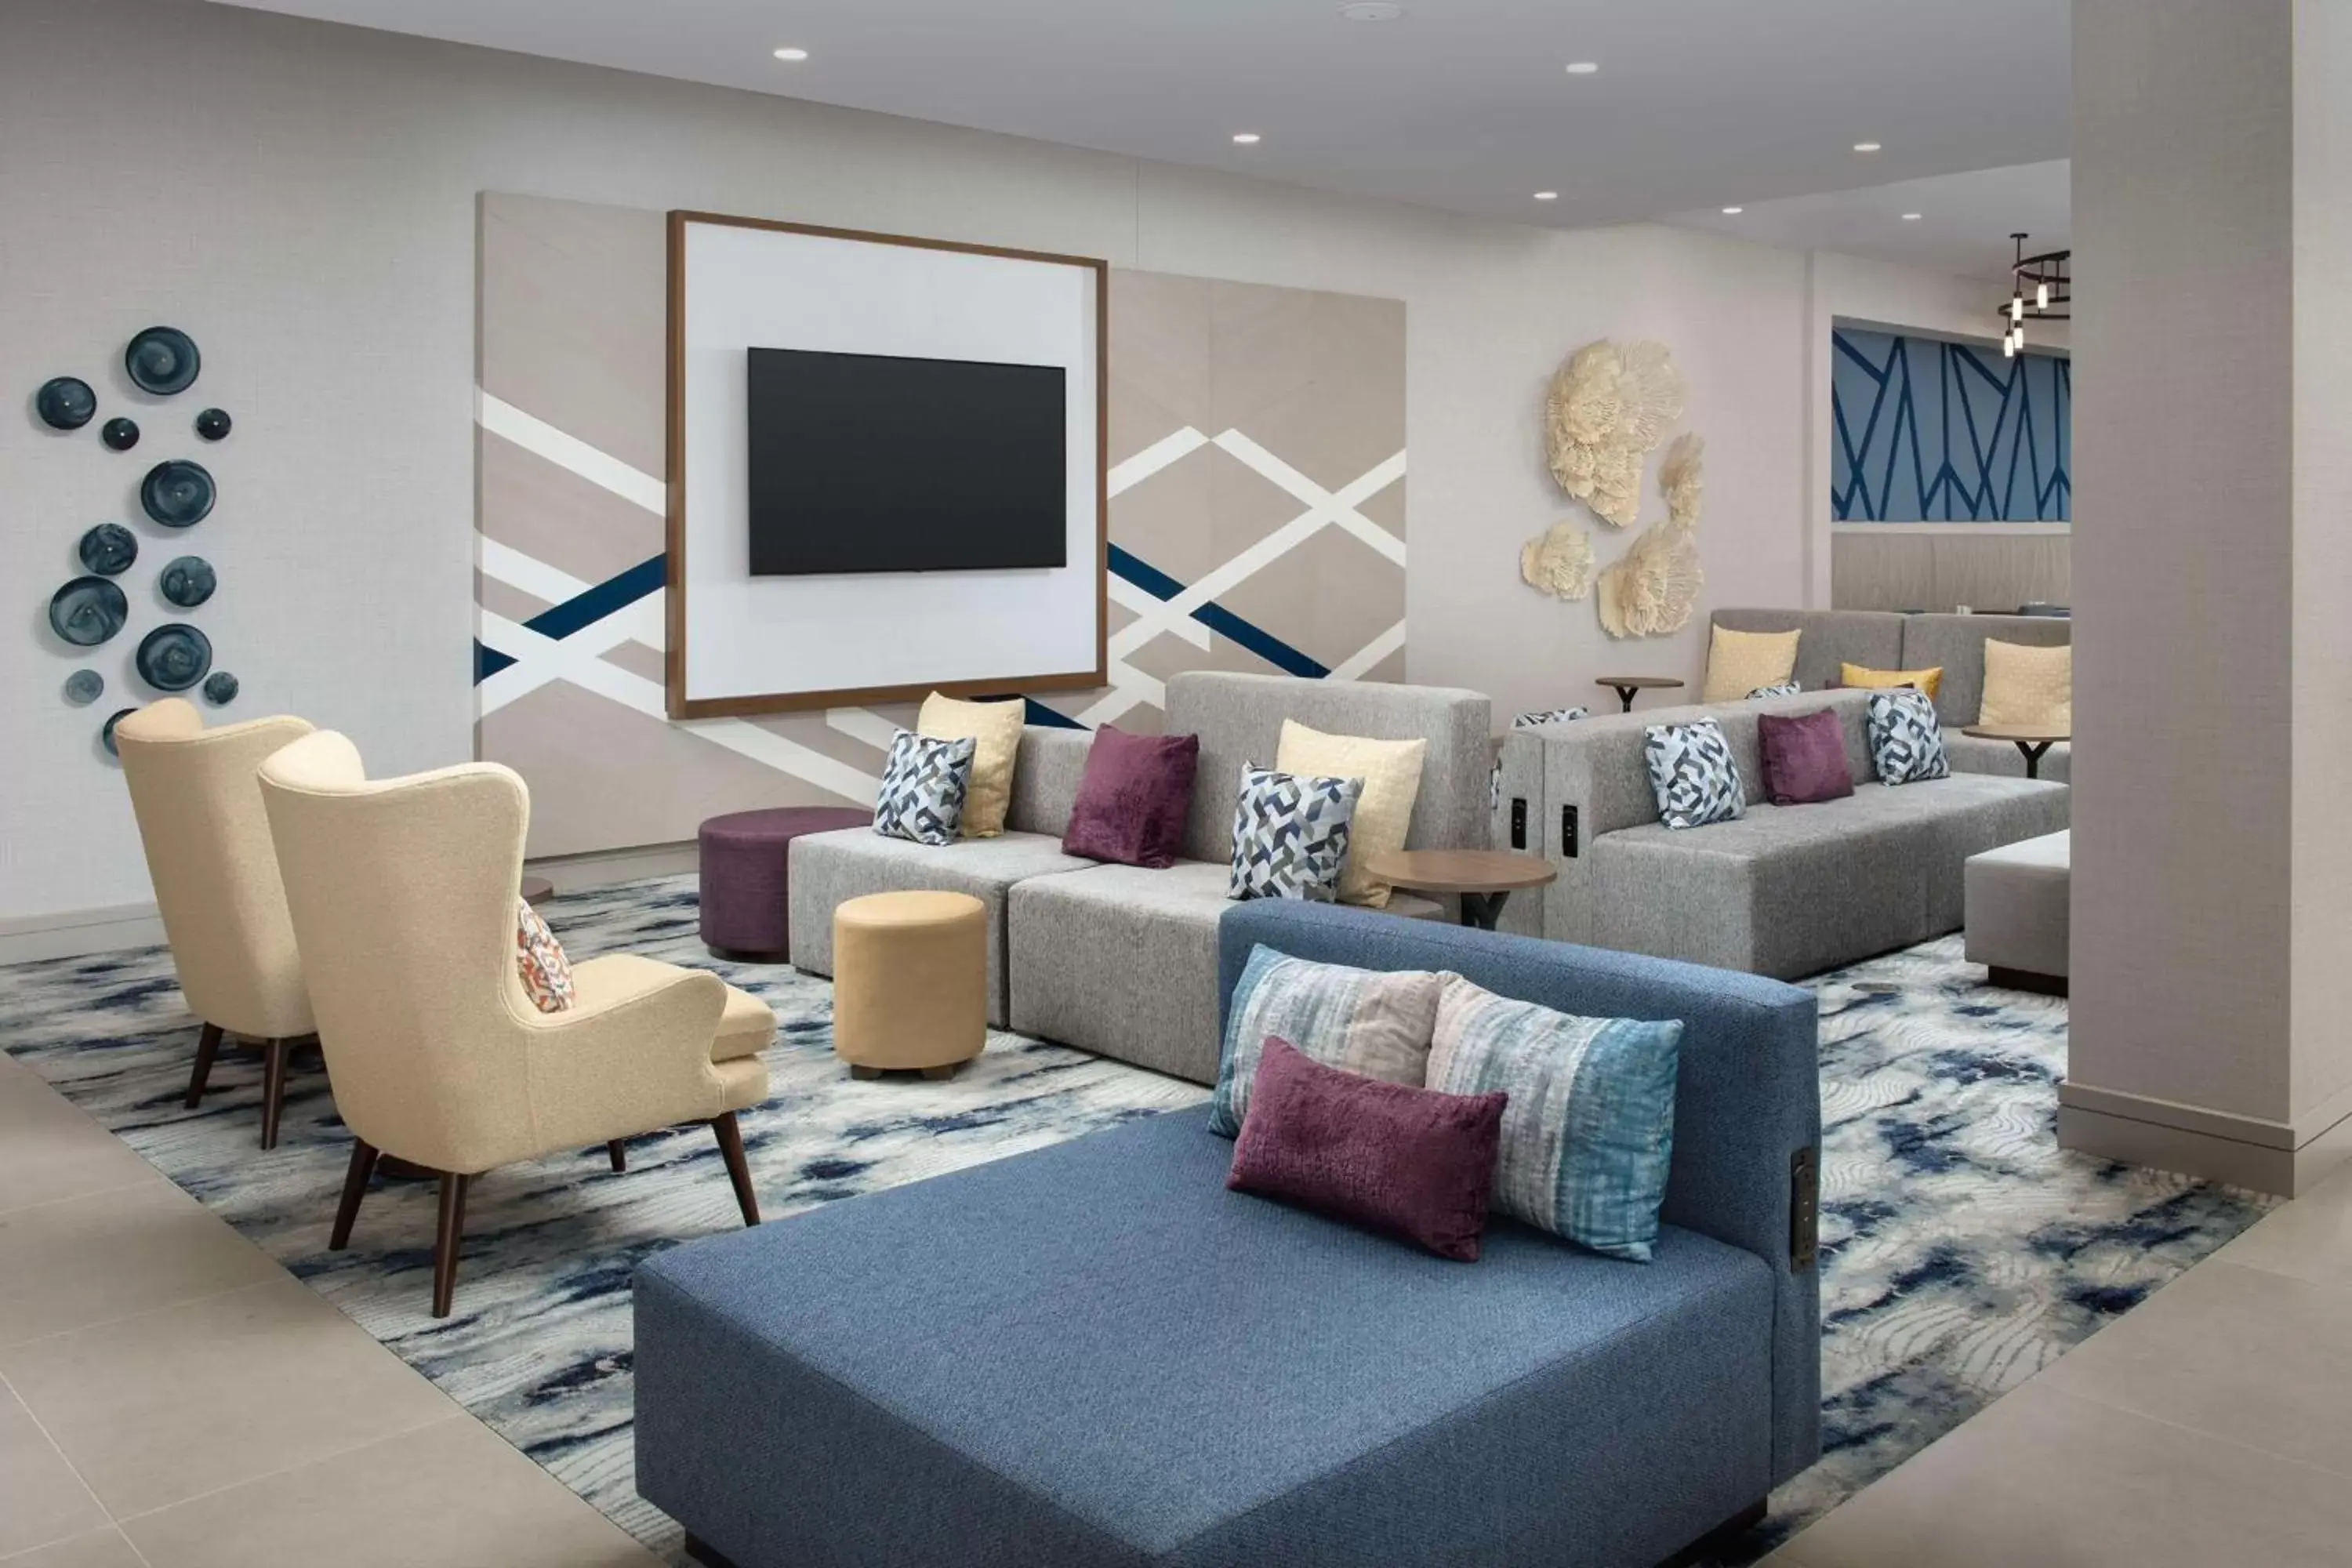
[{"xmin": 746, "ymin": 347, "xmax": 1068, "ymax": 576}]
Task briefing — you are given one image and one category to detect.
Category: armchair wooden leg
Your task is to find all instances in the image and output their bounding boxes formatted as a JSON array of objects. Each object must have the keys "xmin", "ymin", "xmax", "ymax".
[
  {"xmin": 607, "ymin": 1140, "xmax": 627, "ymax": 1174},
  {"xmin": 330, "ymin": 1139, "xmax": 379, "ymax": 1250},
  {"xmin": 185, "ymin": 1022, "xmax": 223, "ymax": 1109},
  {"xmin": 430, "ymin": 1172, "xmax": 470, "ymax": 1319},
  {"xmin": 260, "ymin": 1036, "xmax": 292, "ymax": 1149},
  {"xmin": 710, "ymin": 1112, "xmax": 759, "ymax": 1227}
]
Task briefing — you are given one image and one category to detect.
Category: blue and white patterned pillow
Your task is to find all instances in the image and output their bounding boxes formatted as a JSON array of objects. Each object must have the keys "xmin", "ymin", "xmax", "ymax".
[
  {"xmin": 1227, "ymin": 764, "xmax": 1362, "ymax": 903},
  {"xmin": 1426, "ymin": 975, "xmax": 1682, "ymax": 1261},
  {"xmin": 1867, "ymin": 689, "xmax": 1949, "ymax": 786},
  {"xmin": 1512, "ymin": 706, "xmax": 1590, "ymax": 729},
  {"xmin": 1642, "ymin": 717, "xmax": 1744, "ymax": 830},
  {"xmin": 872, "ymin": 730, "xmax": 978, "ymax": 846},
  {"xmin": 1748, "ymin": 682, "xmax": 1802, "ymax": 699}
]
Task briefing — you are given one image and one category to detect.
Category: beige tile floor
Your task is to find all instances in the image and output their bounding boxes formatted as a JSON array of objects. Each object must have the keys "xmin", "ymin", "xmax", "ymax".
[
  {"xmin": 0, "ymin": 1050, "xmax": 657, "ymax": 1568},
  {"xmin": 1769, "ymin": 1155, "xmax": 2352, "ymax": 1567}
]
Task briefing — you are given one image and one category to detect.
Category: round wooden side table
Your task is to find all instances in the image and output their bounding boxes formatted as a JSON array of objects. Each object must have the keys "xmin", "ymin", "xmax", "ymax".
[
  {"xmin": 1363, "ymin": 849, "xmax": 1558, "ymax": 931},
  {"xmin": 1962, "ymin": 725, "xmax": 2070, "ymax": 780},
  {"xmin": 1595, "ymin": 674, "xmax": 1686, "ymax": 713}
]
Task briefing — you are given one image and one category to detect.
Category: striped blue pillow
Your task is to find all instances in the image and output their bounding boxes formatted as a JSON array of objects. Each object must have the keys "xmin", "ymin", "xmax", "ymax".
[{"xmin": 1425, "ymin": 976, "xmax": 1682, "ymax": 1261}]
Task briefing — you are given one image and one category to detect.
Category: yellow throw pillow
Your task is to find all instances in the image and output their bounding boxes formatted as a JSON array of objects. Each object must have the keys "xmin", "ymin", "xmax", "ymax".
[
  {"xmin": 917, "ymin": 694, "xmax": 1025, "ymax": 838},
  {"xmin": 1273, "ymin": 720, "xmax": 1426, "ymax": 909},
  {"xmin": 1978, "ymin": 639, "xmax": 2072, "ymax": 730},
  {"xmin": 1702, "ymin": 626, "xmax": 1802, "ymax": 704},
  {"xmin": 1840, "ymin": 662, "xmax": 1944, "ymax": 702}
]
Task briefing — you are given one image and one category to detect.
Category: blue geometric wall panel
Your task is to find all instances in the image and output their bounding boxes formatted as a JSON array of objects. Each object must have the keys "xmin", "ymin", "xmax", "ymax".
[{"xmin": 1832, "ymin": 327, "xmax": 2070, "ymax": 521}]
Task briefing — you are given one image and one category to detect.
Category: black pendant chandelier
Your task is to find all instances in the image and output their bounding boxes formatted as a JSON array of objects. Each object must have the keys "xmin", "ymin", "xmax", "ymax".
[{"xmin": 1997, "ymin": 231, "xmax": 2069, "ymax": 358}]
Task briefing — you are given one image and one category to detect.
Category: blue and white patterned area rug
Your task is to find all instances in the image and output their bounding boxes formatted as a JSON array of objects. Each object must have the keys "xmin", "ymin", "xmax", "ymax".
[{"xmin": 0, "ymin": 878, "xmax": 2274, "ymax": 1563}]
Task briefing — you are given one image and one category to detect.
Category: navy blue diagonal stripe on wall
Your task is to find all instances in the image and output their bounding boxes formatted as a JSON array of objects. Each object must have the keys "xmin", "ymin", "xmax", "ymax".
[
  {"xmin": 1107, "ymin": 544, "xmax": 1330, "ymax": 679},
  {"xmin": 524, "ymin": 553, "xmax": 667, "ymax": 641},
  {"xmin": 1831, "ymin": 327, "xmax": 2070, "ymax": 521},
  {"xmin": 474, "ymin": 639, "xmax": 517, "ymax": 683}
]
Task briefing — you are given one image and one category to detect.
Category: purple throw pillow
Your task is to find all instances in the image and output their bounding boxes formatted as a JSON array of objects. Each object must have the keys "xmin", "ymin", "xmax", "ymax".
[
  {"xmin": 1062, "ymin": 725, "xmax": 1200, "ymax": 869},
  {"xmin": 1757, "ymin": 709, "xmax": 1855, "ymax": 806},
  {"xmin": 1227, "ymin": 1036, "xmax": 1508, "ymax": 1261}
]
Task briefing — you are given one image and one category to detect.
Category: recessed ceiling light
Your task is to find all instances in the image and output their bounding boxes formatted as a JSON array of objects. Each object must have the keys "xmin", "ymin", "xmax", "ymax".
[
  {"xmin": 1534, "ymin": 191, "xmax": 1559, "ymax": 201},
  {"xmin": 772, "ymin": 46, "xmax": 808, "ymax": 60},
  {"xmin": 1720, "ymin": 206, "xmax": 1743, "ymax": 215},
  {"xmin": 1901, "ymin": 212, "xmax": 1923, "ymax": 221},
  {"xmin": 1564, "ymin": 61, "xmax": 1600, "ymax": 74},
  {"xmin": 1338, "ymin": 2, "xmax": 1404, "ymax": 20},
  {"xmin": 1853, "ymin": 141, "xmax": 1882, "ymax": 152},
  {"xmin": 1232, "ymin": 132, "xmax": 1262, "ymax": 145}
]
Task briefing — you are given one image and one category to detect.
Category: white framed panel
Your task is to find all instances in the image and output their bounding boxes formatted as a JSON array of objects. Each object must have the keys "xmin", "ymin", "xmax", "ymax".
[{"xmin": 668, "ymin": 212, "xmax": 1105, "ymax": 716}]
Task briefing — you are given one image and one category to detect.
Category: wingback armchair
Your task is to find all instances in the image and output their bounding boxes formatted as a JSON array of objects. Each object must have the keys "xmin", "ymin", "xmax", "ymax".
[
  {"xmin": 256, "ymin": 731, "xmax": 775, "ymax": 1316},
  {"xmin": 114, "ymin": 699, "xmax": 318, "ymax": 1147}
]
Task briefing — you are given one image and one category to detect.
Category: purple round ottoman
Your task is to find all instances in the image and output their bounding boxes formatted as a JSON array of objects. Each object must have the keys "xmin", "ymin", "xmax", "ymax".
[{"xmin": 699, "ymin": 807, "xmax": 873, "ymax": 959}]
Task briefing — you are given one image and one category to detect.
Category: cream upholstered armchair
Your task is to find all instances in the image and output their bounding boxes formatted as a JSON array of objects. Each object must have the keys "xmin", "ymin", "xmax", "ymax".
[
  {"xmin": 114, "ymin": 699, "xmax": 319, "ymax": 1148},
  {"xmin": 256, "ymin": 731, "xmax": 775, "ymax": 1316}
]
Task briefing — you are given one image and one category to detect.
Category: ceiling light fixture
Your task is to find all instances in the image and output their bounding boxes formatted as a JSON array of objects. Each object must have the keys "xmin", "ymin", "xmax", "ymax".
[
  {"xmin": 1994, "ymin": 230, "xmax": 2071, "ymax": 355},
  {"xmin": 1853, "ymin": 141, "xmax": 1882, "ymax": 153},
  {"xmin": 1901, "ymin": 212, "xmax": 1923, "ymax": 221},
  {"xmin": 1534, "ymin": 191, "xmax": 1559, "ymax": 201},
  {"xmin": 772, "ymin": 46, "xmax": 808, "ymax": 60},
  {"xmin": 1720, "ymin": 206, "xmax": 1743, "ymax": 215},
  {"xmin": 1564, "ymin": 61, "xmax": 1600, "ymax": 74},
  {"xmin": 1232, "ymin": 132, "xmax": 1262, "ymax": 145}
]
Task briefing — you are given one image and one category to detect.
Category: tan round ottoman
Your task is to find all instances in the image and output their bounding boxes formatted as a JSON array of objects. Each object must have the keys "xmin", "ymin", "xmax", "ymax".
[{"xmin": 832, "ymin": 891, "xmax": 987, "ymax": 1080}]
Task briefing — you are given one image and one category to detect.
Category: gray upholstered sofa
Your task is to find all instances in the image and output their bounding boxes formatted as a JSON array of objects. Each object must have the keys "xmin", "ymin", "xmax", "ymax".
[
  {"xmin": 637, "ymin": 898, "xmax": 1822, "ymax": 1568},
  {"xmin": 1494, "ymin": 688, "xmax": 2068, "ymax": 978},
  {"xmin": 789, "ymin": 672, "xmax": 1492, "ymax": 1083},
  {"xmin": 1710, "ymin": 607, "xmax": 2073, "ymax": 781}
]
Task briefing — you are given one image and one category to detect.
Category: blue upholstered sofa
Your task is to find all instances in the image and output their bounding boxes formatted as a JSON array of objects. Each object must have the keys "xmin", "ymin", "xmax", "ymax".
[{"xmin": 635, "ymin": 900, "xmax": 1822, "ymax": 1567}]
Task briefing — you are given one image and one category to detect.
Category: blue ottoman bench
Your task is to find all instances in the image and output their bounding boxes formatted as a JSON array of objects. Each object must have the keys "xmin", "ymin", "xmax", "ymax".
[{"xmin": 636, "ymin": 901, "xmax": 1822, "ymax": 1568}]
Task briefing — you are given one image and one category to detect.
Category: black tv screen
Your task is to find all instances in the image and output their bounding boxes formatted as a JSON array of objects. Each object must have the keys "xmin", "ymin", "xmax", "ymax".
[{"xmin": 746, "ymin": 347, "xmax": 1069, "ymax": 576}]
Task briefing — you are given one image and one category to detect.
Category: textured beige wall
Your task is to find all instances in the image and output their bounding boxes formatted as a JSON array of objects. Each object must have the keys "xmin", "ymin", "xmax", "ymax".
[{"xmin": 1830, "ymin": 532, "xmax": 2071, "ymax": 613}]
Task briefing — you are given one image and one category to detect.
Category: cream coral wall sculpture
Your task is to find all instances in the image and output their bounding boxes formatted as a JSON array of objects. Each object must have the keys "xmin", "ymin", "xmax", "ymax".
[
  {"xmin": 1519, "ymin": 521, "xmax": 1595, "ymax": 601},
  {"xmin": 1545, "ymin": 339, "xmax": 1685, "ymax": 529},
  {"xmin": 1595, "ymin": 430, "xmax": 1706, "ymax": 639}
]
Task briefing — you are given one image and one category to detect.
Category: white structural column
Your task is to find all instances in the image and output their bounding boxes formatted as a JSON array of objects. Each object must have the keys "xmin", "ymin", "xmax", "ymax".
[{"xmin": 2064, "ymin": 0, "xmax": 2352, "ymax": 1192}]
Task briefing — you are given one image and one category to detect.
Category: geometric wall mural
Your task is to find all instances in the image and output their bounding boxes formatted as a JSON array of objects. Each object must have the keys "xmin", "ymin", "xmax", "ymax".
[
  {"xmin": 1831, "ymin": 326, "xmax": 2070, "ymax": 521},
  {"xmin": 475, "ymin": 194, "xmax": 1404, "ymax": 859}
]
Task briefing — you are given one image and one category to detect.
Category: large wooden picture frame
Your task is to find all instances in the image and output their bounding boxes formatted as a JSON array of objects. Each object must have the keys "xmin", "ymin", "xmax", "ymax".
[{"xmin": 665, "ymin": 210, "xmax": 1109, "ymax": 719}]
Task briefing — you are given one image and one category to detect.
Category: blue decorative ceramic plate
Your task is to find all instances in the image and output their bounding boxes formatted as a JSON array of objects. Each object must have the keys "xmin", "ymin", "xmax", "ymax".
[
  {"xmin": 159, "ymin": 555, "xmax": 216, "ymax": 608},
  {"xmin": 49, "ymin": 576, "xmax": 129, "ymax": 647},
  {"xmin": 195, "ymin": 407, "xmax": 232, "ymax": 441},
  {"xmin": 101, "ymin": 708, "xmax": 136, "ymax": 758},
  {"xmin": 202, "ymin": 670, "xmax": 238, "ymax": 706},
  {"xmin": 36, "ymin": 376, "xmax": 96, "ymax": 430},
  {"xmin": 101, "ymin": 416, "xmax": 140, "ymax": 452},
  {"xmin": 125, "ymin": 327, "xmax": 200, "ymax": 395},
  {"xmin": 136, "ymin": 622, "xmax": 212, "ymax": 692},
  {"xmin": 78, "ymin": 523, "xmax": 138, "ymax": 576},
  {"xmin": 64, "ymin": 670, "xmax": 104, "ymax": 706},
  {"xmin": 141, "ymin": 459, "xmax": 215, "ymax": 528}
]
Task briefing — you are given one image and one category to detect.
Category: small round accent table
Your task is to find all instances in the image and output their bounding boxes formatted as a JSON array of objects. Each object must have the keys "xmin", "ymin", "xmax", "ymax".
[
  {"xmin": 1595, "ymin": 674, "xmax": 1686, "ymax": 713},
  {"xmin": 1962, "ymin": 725, "xmax": 2070, "ymax": 780},
  {"xmin": 699, "ymin": 806, "xmax": 874, "ymax": 959},
  {"xmin": 1363, "ymin": 849, "xmax": 1558, "ymax": 931},
  {"xmin": 833, "ymin": 891, "xmax": 988, "ymax": 1080}
]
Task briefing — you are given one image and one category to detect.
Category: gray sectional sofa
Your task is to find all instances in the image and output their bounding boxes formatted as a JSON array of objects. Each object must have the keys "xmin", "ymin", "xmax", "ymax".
[
  {"xmin": 1711, "ymin": 607, "xmax": 2073, "ymax": 781},
  {"xmin": 1494, "ymin": 688, "xmax": 2068, "ymax": 978},
  {"xmin": 637, "ymin": 898, "xmax": 1822, "ymax": 1568},
  {"xmin": 789, "ymin": 671, "xmax": 1493, "ymax": 1083}
]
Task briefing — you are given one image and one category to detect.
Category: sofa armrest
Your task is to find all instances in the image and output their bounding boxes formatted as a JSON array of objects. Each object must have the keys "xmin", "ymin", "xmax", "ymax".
[{"xmin": 1215, "ymin": 898, "xmax": 1823, "ymax": 1486}]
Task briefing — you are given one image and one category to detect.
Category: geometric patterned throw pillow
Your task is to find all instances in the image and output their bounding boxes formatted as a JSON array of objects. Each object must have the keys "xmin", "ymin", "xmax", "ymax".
[
  {"xmin": 514, "ymin": 896, "xmax": 575, "ymax": 1013},
  {"xmin": 1227, "ymin": 764, "xmax": 1363, "ymax": 903},
  {"xmin": 1867, "ymin": 688, "xmax": 1951, "ymax": 786},
  {"xmin": 1512, "ymin": 706, "xmax": 1590, "ymax": 728},
  {"xmin": 1642, "ymin": 717, "xmax": 1745, "ymax": 830},
  {"xmin": 1747, "ymin": 682, "xmax": 1802, "ymax": 699},
  {"xmin": 873, "ymin": 730, "xmax": 978, "ymax": 846}
]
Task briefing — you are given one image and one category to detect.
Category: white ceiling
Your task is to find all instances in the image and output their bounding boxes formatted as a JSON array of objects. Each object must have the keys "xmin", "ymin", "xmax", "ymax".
[
  {"xmin": 209, "ymin": 0, "xmax": 2070, "ymax": 231},
  {"xmin": 1668, "ymin": 161, "xmax": 2071, "ymax": 281}
]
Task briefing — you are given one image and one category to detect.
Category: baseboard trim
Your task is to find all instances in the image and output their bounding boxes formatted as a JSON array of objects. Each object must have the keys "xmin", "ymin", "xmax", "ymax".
[
  {"xmin": 527, "ymin": 840, "xmax": 699, "ymax": 891},
  {"xmin": 2057, "ymin": 1089, "xmax": 2352, "ymax": 1197}
]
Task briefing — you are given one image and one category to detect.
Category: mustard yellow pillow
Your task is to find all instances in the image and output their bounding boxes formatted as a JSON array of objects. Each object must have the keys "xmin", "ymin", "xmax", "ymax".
[
  {"xmin": 1273, "ymin": 720, "xmax": 1426, "ymax": 909},
  {"xmin": 1978, "ymin": 640, "xmax": 2072, "ymax": 730},
  {"xmin": 1840, "ymin": 662, "xmax": 1944, "ymax": 702},
  {"xmin": 1702, "ymin": 627, "xmax": 1802, "ymax": 704},
  {"xmin": 917, "ymin": 694, "xmax": 1025, "ymax": 838}
]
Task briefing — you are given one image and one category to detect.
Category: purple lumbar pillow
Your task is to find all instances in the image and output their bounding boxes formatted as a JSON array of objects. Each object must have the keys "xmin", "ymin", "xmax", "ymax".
[
  {"xmin": 1226, "ymin": 1035, "xmax": 1507, "ymax": 1261},
  {"xmin": 1062, "ymin": 724, "xmax": 1200, "ymax": 869},
  {"xmin": 1757, "ymin": 708, "xmax": 1855, "ymax": 806}
]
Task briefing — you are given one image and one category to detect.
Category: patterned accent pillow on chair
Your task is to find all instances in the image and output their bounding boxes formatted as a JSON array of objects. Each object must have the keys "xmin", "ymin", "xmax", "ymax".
[
  {"xmin": 873, "ymin": 730, "xmax": 978, "ymax": 846},
  {"xmin": 1226, "ymin": 764, "xmax": 1363, "ymax": 903},
  {"xmin": 1747, "ymin": 682, "xmax": 1802, "ymax": 699},
  {"xmin": 514, "ymin": 897, "xmax": 575, "ymax": 1014},
  {"xmin": 1867, "ymin": 689, "xmax": 1951, "ymax": 786},
  {"xmin": 1642, "ymin": 717, "xmax": 1745, "ymax": 829}
]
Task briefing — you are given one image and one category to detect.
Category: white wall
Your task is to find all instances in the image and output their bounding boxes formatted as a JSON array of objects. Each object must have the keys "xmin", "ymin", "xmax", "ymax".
[{"xmin": 2, "ymin": 0, "xmax": 1942, "ymax": 920}]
